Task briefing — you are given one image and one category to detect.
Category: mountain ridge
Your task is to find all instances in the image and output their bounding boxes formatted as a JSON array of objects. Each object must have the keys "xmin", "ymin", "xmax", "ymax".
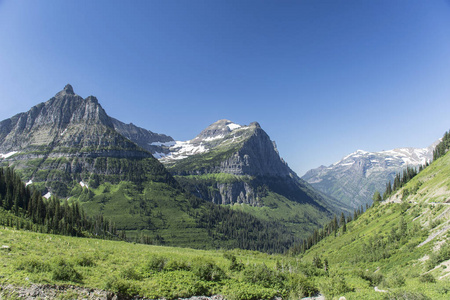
[
  {"xmin": 0, "ymin": 84, "xmax": 343, "ymax": 251},
  {"xmin": 302, "ymin": 142, "xmax": 437, "ymax": 208}
]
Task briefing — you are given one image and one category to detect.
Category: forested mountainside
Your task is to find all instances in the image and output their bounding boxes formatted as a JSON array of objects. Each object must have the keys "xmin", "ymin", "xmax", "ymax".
[{"xmin": 156, "ymin": 119, "xmax": 350, "ymax": 237}]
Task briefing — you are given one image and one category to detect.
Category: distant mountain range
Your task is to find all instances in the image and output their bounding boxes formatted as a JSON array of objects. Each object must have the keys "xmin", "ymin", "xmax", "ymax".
[{"xmin": 302, "ymin": 143, "xmax": 437, "ymax": 208}]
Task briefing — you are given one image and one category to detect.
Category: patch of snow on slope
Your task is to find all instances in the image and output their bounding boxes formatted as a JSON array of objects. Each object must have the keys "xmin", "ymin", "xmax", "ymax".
[
  {"xmin": 152, "ymin": 152, "xmax": 166, "ymax": 159},
  {"xmin": 80, "ymin": 181, "xmax": 89, "ymax": 188},
  {"xmin": 161, "ymin": 141, "xmax": 208, "ymax": 161},
  {"xmin": 150, "ymin": 141, "xmax": 176, "ymax": 147},
  {"xmin": 227, "ymin": 123, "xmax": 241, "ymax": 131},
  {"xmin": 0, "ymin": 151, "xmax": 19, "ymax": 159},
  {"xmin": 60, "ymin": 129, "xmax": 67, "ymax": 136},
  {"xmin": 26, "ymin": 180, "xmax": 33, "ymax": 186},
  {"xmin": 204, "ymin": 135, "xmax": 225, "ymax": 142},
  {"xmin": 44, "ymin": 192, "xmax": 52, "ymax": 199}
]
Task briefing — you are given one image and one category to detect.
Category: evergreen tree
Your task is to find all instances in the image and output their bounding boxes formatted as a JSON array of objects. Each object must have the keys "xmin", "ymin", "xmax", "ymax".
[{"xmin": 372, "ymin": 190, "xmax": 382, "ymax": 203}]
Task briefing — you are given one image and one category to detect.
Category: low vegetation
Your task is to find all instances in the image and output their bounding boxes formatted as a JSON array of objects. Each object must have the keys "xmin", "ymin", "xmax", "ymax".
[{"xmin": 0, "ymin": 227, "xmax": 321, "ymax": 299}]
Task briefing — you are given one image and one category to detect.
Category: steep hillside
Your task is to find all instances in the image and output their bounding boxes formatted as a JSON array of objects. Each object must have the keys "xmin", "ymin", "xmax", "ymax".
[
  {"xmin": 160, "ymin": 120, "xmax": 349, "ymax": 238},
  {"xmin": 302, "ymin": 144, "xmax": 436, "ymax": 208},
  {"xmin": 298, "ymin": 147, "xmax": 450, "ymax": 299}
]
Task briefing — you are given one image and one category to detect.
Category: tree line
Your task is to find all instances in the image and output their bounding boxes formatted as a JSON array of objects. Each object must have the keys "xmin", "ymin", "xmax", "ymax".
[
  {"xmin": 0, "ymin": 167, "xmax": 122, "ymax": 239},
  {"xmin": 288, "ymin": 204, "xmax": 368, "ymax": 255}
]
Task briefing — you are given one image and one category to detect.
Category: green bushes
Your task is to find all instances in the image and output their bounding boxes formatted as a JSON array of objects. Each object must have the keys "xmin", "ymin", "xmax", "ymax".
[
  {"xmin": 144, "ymin": 255, "xmax": 191, "ymax": 273},
  {"xmin": 16, "ymin": 256, "xmax": 82, "ymax": 283},
  {"xmin": 384, "ymin": 290, "xmax": 431, "ymax": 300},
  {"xmin": 51, "ymin": 258, "xmax": 83, "ymax": 282},
  {"xmin": 16, "ymin": 256, "xmax": 51, "ymax": 273},
  {"xmin": 286, "ymin": 274, "xmax": 319, "ymax": 298},
  {"xmin": 104, "ymin": 276, "xmax": 139, "ymax": 296},
  {"xmin": 221, "ymin": 281, "xmax": 278, "ymax": 300},
  {"xmin": 145, "ymin": 255, "xmax": 167, "ymax": 272},
  {"xmin": 319, "ymin": 274, "xmax": 354, "ymax": 298},
  {"xmin": 74, "ymin": 253, "xmax": 96, "ymax": 267},
  {"xmin": 242, "ymin": 263, "xmax": 285, "ymax": 289},
  {"xmin": 354, "ymin": 270, "xmax": 384, "ymax": 287},
  {"xmin": 191, "ymin": 258, "xmax": 225, "ymax": 282},
  {"xmin": 223, "ymin": 252, "xmax": 244, "ymax": 271},
  {"xmin": 419, "ymin": 273, "xmax": 435, "ymax": 283},
  {"xmin": 120, "ymin": 265, "xmax": 143, "ymax": 280},
  {"xmin": 426, "ymin": 242, "xmax": 450, "ymax": 270},
  {"xmin": 145, "ymin": 271, "xmax": 212, "ymax": 299},
  {"xmin": 381, "ymin": 274, "xmax": 405, "ymax": 288}
]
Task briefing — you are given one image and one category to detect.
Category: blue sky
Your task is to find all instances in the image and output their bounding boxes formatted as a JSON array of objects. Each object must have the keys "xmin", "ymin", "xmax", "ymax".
[{"xmin": 1, "ymin": 0, "xmax": 450, "ymax": 176}]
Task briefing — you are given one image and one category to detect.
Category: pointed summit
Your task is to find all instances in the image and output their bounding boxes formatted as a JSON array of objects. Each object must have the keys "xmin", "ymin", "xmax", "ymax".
[{"xmin": 64, "ymin": 84, "xmax": 74, "ymax": 95}]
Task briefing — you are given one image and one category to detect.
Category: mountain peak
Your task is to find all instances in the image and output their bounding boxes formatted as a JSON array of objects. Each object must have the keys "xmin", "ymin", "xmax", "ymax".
[
  {"xmin": 64, "ymin": 84, "xmax": 74, "ymax": 95},
  {"xmin": 249, "ymin": 122, "xmax": 261, "ymax": 128},
  {"xmin": 55, "ymin": 84, "xmax": 76, "ymax": 98},
  {"xmin": 196, "ymin": 119, "xmax": 237, "ymax": 140}
]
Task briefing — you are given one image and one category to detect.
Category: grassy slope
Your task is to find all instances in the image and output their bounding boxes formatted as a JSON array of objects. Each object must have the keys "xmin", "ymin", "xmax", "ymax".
[
  {"xmin": 175, "ymin": 173, "xmax": 336, "ymax": 241},
  {"xmin": 229, "ymin": 191, "xmax": 331, "ymax": 238},
  {"xmin": 299, "ymin": 151, "xmax": 450, "ymax": 299},
  {"xmin": 0, "ymin": 227, "xmax": 318, "ymax": 300},
  {"xmin": 73, "ymin": 180, "xmax": 213, "ymax": 248},
  {"xmin": 3, "ymin": 152, "xmax": 450, "ymax": 299}
]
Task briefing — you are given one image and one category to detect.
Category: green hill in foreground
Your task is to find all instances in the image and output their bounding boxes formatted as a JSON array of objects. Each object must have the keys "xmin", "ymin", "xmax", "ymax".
[
  {"xmin": 0, "ymin": 225, "xmax": 322, "ymax": 300},
  {"xmin": 298, "ymin": 147, "xmax": 450, "ymax": 299}
]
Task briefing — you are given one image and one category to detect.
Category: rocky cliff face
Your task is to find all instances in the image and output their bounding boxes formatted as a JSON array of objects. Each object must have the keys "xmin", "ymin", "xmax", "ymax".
[
  {"xmin": 302, "ymin": 144, "xmax": 437, "ymax": 208},
  {"xmin": 162, "ymin": 120, "xmax": 295, "ymax": 177},
  {"xmin": 161, "ymin": 119, "xmax": 343, "ymax": 213},
  {"xmin": 0, "ymin": 85, "xmax": 172, "ymax": 197},
  {"xmin": 111, "ymin": 118, "xmax": 174, "ymax": 156}
]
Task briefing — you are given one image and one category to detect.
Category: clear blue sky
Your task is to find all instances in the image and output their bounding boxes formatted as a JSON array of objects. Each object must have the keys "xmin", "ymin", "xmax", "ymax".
[{"xmin": 1, "ymin": 0, "xmax": 450, "ymax": 176}]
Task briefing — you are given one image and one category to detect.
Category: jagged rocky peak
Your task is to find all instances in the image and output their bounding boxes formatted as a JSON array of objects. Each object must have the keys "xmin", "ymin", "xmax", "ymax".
[
  {"xmin": 63, "ymin": 84, "xmax": 74, "ymax": 94},
  {"xmin": 194, "ymin": 119, "xmax": 242, "ymax": 141},
  {"xmin": 0, "ymin": 85, "xmax": 117, "ymax": 152},
  {"xmin": 55, "ymin": 83, "xmax": 76, "ymax": 97},
  {"xmin": 46, "ymin": 85, "xmax": 111, "ymax": 127}
]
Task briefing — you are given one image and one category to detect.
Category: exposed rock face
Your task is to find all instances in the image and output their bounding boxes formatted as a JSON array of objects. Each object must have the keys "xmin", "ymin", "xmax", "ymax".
[
  {"xmin": 0, "ymin": 85, "xmax": 114, "ymax": 152},
  {"xmin": 218, "ymin": 127, "xmax": 293, "ymax": 177},
  {"xmin": 162, "ymin": 120, "xmax": 295, "ymax": 178},
  {"xmin": 302, "ymin": 144, "xmax": 437, "ymax": 208},
  {"xmin": 0, "ymin": 85, "xmax": 172, "ymax": 197},
  {"xmin": 111, "ymin": 118, "xmax": 174, "ymax": 156},
  {"xmin": 162, "ymin": 119, "xmax": 341, "ymax": 211}
]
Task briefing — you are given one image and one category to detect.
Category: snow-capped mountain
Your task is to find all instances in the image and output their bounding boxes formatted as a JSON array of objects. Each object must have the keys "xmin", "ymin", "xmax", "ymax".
[
  {"xmin": 302, "ymin": 143, "xmax": 438, "ymax": 208},
  {"xmin": 156, "ymin": 119, "xmax": 349, "ymax": 220},
  {"xmin": 159, "ymin": 119, "xmax": 296, "ymax": 178},
  {"xmin": 159, "ymin": 119, "xmax": 252, "ymax": 163}
]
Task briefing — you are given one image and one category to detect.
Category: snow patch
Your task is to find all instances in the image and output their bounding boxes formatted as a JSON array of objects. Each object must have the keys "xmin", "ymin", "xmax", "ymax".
[
  {"xmin": 203, "ymin": 135, "xmax": 224, "ymax": 141},
  {"xmin": 160, "ymin": 140, "xmax": 208, "ymax": 162},
  {"xmin": 227, "ymin": 123, "xmax": 241, "ymax": 131},
  {"xmin": 43, "ymin": 192, "xmax": 52, "ymax": 199},
  {"xmin": 26, "ymin": 180, "xmax": 33, "ymax": 186},
  {"xmin": 0, "ymin": 151, "xmax": 19, "ymax": 159},
  {"xmin": 152, "ymin": 152, "xmax": 167, "ymax": 159},
  {"xmin": 150, "ymin": 141, "xmax": 176, "ymax": 147},
  {"xmin": 80, "ymin": 181, "xmax": 88, "ymax": 188},
  {"xmin": 60, "ymin": 129, "xmax": 67, "ymax": 136}
]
